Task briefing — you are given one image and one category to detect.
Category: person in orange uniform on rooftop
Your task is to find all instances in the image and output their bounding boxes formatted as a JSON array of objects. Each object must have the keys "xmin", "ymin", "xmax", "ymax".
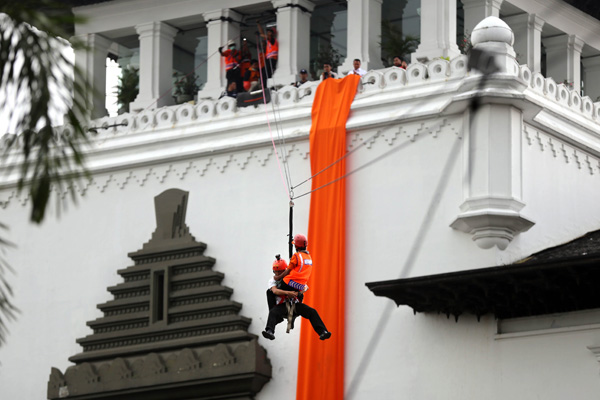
[
  {"xmin": 257, "ymin": 21, "xmax": 278, "ymax": 80},
  {"xmin": 218, "ymin": 39, "xmax": 243, "ymax": 92}
]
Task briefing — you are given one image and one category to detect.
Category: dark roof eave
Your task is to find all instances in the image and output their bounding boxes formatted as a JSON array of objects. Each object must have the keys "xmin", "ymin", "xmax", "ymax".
[{"xmin": 366, "ymin": 255, "xmax": 600, "ymax": 321}]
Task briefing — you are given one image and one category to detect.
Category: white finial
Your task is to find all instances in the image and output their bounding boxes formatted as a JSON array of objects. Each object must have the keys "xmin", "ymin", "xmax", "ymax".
[{"xmin": 471, "ymin": 16, "xmax": 514, "ymax": 46}]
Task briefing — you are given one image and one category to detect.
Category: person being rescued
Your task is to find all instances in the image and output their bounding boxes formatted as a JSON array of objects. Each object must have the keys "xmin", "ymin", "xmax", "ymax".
[
  {"xmin": 243, "ymin": 59, "xmax": 261, "ymax": 92},
  {"xmin": 263, "ymin": 252, "xmax": 331, "ymax": 341}
]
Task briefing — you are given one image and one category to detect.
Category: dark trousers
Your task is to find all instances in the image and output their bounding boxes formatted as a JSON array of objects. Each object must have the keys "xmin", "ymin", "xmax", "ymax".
[
  {"xmin": 226, "ymin": 67, "xmax": 243, "ymax": 92},
  {"xmin": 265, "ymin": 301, "xmax": 327, "ymax": 336}
]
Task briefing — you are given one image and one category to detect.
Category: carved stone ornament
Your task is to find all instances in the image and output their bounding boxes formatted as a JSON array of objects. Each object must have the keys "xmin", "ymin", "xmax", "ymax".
[
  {"xmin": 48, "ymin": 189, "xmax": 271, "ymax": 399},
  {"xmin": 450, "ymin": 197, "xmax": 535, "ymax": 250}
]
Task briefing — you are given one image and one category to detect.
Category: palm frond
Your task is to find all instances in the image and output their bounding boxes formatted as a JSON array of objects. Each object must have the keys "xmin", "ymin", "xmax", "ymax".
[{"xmin": 1, "ymin": 0, "xmax": 92, "ymax": 223}]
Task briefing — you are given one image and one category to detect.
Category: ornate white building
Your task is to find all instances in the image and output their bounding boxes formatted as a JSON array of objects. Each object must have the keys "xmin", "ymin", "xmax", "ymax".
[{"xmin": 2, "ymin": 0, "xmax": 600, "ymax": 399}]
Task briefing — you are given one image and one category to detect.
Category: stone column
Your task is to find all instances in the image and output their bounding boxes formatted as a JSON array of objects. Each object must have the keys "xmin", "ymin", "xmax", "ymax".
[
  {"xmin": 504, "ymin": 13, "xmax": 544, "ymax": 73},
  {"xmin": 129, "ymin": 22, "xmax": 178, "ymax": 112},
  {"xmin": 543, "ymin": 34, "xmax": 584, "ymax": 93},
  {"xmin": 461, "ymin": 0, "xmax": 502, "ymax": 35},
  {"xmin": 451, "ymin": 17, "xmax": 533, "ymax": 250},
  {"xmin": 412, "ymin": 0, "xmax": 460, "ymax": 63},
  {"xmin": 198, "ymin": 9, "xmax": 241, "ymax": 100},
  {"xmin": 270, "ymin": 0, "xmax": 314, "ymax": 86},
  {"xmin": 339, "ymin": 0, "xmax": 384, "ymax": 74},
  {"xmin": 73, "ymin": 33, "xmax": 112, "ymax": 120},
  {"xmin": 582, "ymin": 56, "xmax": 600, "ymax": 101}
]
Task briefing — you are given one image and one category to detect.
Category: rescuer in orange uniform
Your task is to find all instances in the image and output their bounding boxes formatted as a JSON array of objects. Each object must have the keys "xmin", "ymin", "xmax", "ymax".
[
  {"xmin": 263, "ymin": 251, "xmax": 331, "ymax": 341},
  {"xmin": 275, "ymin": 234, "xmax": 313, "ymax": 292},
  {"xmin": 257, "ymin": 21, "xmax": 278, "ymax": 80},
  {"xmin": 218, "ymin": 39, "xmax": 243, "ymax": 92}
]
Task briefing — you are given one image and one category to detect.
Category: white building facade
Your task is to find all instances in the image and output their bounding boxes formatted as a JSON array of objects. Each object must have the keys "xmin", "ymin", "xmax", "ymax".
[{"xmin": 2, "ymin": 0, "xmax": 600, "ymax": 399}]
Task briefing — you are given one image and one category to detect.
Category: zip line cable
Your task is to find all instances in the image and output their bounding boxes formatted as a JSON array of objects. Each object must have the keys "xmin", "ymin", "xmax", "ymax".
[
  {"xmin": 256, "ymin": 31, "xmax": 295, "ymax": 256},
  {"xmin": 262, "ymin": 35, "xmax": 294, "ymax": 193},
  {"xmin": 257, "ymin": 32, "xmax": 293, "ymax": 195},
  {"xmin": 291, "ymin": 125, "xmax": 433, "ymax": 200},
  {"xmin": 256, "ymin": 38, "xmax": 291, "ymax": 202},
  {"xmin": 291, "ymin": 130, "xmax": 381, "ymax": 191}
]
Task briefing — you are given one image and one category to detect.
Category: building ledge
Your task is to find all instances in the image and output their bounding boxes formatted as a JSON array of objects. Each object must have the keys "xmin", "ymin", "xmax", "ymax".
[
  {"xmin": 3, "ymin": 58, "xmax": 600, "ymax": 193},
  {"xmin": 366, "ymin": 229, "xmax": 600, "ymax": 321}
]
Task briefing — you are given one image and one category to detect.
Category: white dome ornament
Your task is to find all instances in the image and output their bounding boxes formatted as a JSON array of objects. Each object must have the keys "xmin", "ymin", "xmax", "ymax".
[{"xmin": 470, "ymin": 16, "xmax": 519, "ymax": 75}]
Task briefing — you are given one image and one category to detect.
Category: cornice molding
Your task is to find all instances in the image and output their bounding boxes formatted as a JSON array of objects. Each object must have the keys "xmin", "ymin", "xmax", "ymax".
[
  {"xmin": 3, "ymin": 61, "xmax": 600, "ymax": 208},
  {"xmin": 0, "ymin": 120, "xmax": 459, "ymax": 209},
  {"xmin": 524, "ymin": 124, "xmax": 600, "ymax": 175}
]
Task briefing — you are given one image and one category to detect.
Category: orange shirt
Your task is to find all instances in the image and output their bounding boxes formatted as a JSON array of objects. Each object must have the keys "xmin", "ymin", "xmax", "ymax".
[{"xmin": 283, "ymin": 251, "xmax": 313, "ymax": 286}]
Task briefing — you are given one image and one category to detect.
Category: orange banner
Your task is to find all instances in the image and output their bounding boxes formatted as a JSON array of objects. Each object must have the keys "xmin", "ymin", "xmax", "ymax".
[{"xmin": 296, "ymin": 74, "xmax": 360, "ymax": 400}]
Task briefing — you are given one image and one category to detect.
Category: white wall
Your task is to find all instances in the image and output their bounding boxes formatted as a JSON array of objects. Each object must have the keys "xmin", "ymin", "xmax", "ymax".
[{"xmin": 3, "ymin": 65, "xmax": 600, "ymax": 400}]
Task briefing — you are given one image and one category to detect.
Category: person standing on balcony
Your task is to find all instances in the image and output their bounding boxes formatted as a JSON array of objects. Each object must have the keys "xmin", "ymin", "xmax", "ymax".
[
  {"xmin": 347, "ymin": 58, "xmax": 366, "ymax": 76},
  {"xmin": 219, "ymin": 39, "xmax": 243, "ymax": 92},
  {"xmin": 292, "ymin": 69, "xmax": 310, "ymax": 87},
  {"xmin": 393, "ymin": 55, "xmax": 408, "ymax": 69},
  {"xmin": 257, "ymin": 21, "xmax": 278, "ymax": 80},
  {"xmin": 320, "ymin": 62, "xmax": 338, "ymax": 81}
]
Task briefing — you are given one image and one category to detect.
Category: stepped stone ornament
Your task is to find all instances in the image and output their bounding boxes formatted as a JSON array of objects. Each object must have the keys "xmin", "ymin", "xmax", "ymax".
[{"xmin": 48, "ymin": 189, "xmax": 271, "ymax": 399}]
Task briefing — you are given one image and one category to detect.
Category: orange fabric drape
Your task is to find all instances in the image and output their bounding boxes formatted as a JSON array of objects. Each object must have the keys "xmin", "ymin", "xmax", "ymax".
[{"xmin": 296, "ymin": 74, "xmax": 360, "ymax": 400}]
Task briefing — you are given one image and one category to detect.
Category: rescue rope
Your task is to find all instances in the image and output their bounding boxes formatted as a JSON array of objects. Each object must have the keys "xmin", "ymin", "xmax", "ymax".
[
  {"xmin": 255, "ymin": 33, "xmax": 296, "ymax": 258},
  {"xmin": 261, "ymin": 35, "xmax": 294, "ymax": 195},
  {"xmin": 257, "ymin": 33, "xmax": 294, "ymax": 196},
  {"xmin": 256, "ymin": 38, "xmax": 292, "ymax": 202}
]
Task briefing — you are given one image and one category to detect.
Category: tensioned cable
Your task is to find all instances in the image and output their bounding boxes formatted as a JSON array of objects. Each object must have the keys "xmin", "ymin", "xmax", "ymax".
[
  {"xmin": 291, "ymin": 130, "xmax": 381, "ymax": 190},
  {"xmin": 256, "ymin": 38, "xmax": 291, "ymax": 202},
  {"xmin": 291, "ymin": 131, "xmax": 420, "ymax": 200},
  {"xmin": 258, "ymin": 30, "xmax": 294, "ymax": 193}
]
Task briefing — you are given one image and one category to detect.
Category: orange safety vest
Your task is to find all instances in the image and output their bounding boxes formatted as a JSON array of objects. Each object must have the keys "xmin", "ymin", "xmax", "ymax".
[
  {"xmin": 223, "ymin": 49, "xmax": 240, "ymax": 70},
  {"xmin": 266, "ymin": 40, "xmax": 278, "ymax": 60},
  {"xmin": 243, "ymin": 68, "xmax": 260, "ymax": 91},
  {"xmin": 283, "ymin": 251, "xmax": 313, "ymax": 286}
]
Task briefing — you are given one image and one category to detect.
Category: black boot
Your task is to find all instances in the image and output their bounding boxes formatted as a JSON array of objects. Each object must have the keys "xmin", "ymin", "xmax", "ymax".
[{"xmin": 262, "ymin": 329, "xmax": 275, "ymax": 340}]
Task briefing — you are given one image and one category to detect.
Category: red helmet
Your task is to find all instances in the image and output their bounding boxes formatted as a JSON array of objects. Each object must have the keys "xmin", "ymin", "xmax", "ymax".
[
  {"xmin": 273, "ymin": 257, "xmax": 288, "ymax": 272},
  {"xmin": 293, "ymin": 234, "xmax": 308, "ymax": 248}
]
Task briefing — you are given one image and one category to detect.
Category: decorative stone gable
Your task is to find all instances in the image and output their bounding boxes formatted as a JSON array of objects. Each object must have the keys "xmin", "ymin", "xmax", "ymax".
[{"xmin": 48, "ymin": 189, "xmax": 271, "ymax": 400}]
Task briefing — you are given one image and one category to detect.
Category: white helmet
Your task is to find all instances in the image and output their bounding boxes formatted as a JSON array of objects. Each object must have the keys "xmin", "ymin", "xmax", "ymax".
[{"xmin": 227, "ymin": 39, "xmax": 236, "ymax": 47}]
